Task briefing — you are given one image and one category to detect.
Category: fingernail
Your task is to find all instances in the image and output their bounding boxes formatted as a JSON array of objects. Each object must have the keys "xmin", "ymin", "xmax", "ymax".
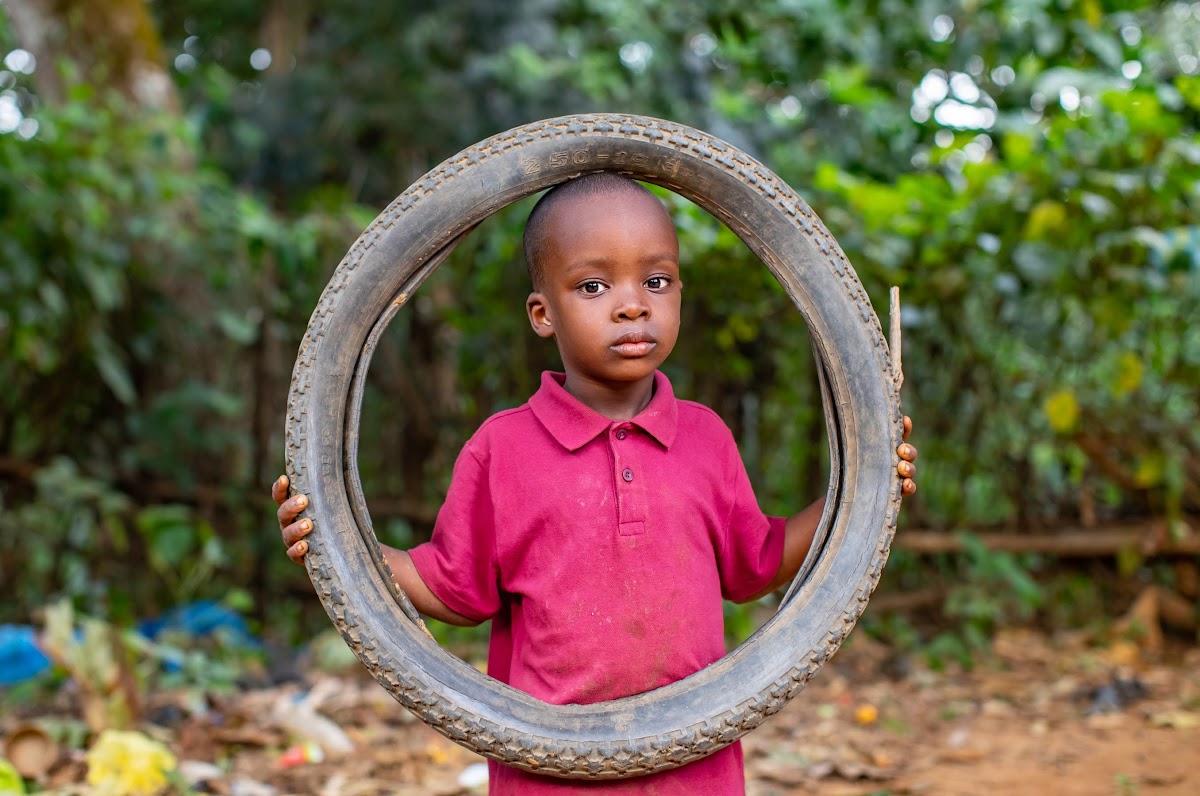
[
  {"xmin": 297, "ymin": 496, "xmax": 308, "ymax": 508},
  {"xmin": 299, "ymin": 542, "xmax": 307, "ymax": 552},
  {"xmin": 302, "ymin": 520, "xmax": 312, "ymax": 530}
]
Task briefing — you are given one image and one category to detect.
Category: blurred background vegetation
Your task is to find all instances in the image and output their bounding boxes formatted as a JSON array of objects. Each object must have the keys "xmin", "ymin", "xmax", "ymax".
[{"xmin": 1, "ymin": 0, "xmax": 1198, "ymax": 660}]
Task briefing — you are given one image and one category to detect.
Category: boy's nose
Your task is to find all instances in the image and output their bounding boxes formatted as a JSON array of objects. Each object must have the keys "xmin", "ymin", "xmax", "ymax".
[{"xmin": 613, "ymin": 298, "xmax": 650, "ymax": 321}]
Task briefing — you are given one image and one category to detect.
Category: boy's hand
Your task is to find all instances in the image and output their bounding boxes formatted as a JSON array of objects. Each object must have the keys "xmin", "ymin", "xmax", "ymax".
[
  {"xmin": 272, "ymin": 475, "xmax": 312, "ymax": 564},
  {"xmin": 897, "ymin": 415, "xmax": 917, "ymax": 496}
]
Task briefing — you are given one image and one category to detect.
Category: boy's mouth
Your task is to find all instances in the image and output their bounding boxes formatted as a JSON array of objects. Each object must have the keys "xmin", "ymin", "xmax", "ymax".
[{"xmin": 610, "ymin": 331, "xmax": 657, "ymax": 357}]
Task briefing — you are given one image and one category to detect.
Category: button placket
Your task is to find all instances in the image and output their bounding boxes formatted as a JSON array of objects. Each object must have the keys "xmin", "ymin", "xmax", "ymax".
[{"xmin": 611, "ymin": 424, "xmax": 646, "ymax": 536}]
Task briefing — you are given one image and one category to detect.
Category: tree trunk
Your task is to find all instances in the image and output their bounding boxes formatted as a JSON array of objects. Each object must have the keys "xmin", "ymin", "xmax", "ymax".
[
  {"xmin": 259, "ymin": 0, "xmax": 309, "ymax": 77},
  {"xmin": 5, "ymin": 0, "xmax": 177, "ymax": 110}
]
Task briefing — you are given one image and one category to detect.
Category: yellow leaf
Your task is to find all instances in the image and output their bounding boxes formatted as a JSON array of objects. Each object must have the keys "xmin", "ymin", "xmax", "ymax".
[
  {"xmin": 1112, "ymin": 352, "xmax": 1144, "ymax": 397},
  {"xmin": 1043, "ymin": 389, "xmax": 1080, "ymax": 433},
  {"xmin": 1025, "ymin": 200, "xmax": 1068, "ymax": 241},
  {"xmin": 1133, "ymin": 454, "xmax": 1165, "ymax": 487}
]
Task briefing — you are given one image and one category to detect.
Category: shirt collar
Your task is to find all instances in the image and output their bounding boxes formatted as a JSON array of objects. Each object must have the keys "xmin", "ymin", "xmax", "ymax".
[{"xmin": 529, "ymin": 371, "xmax": 679, "ymax": 452}]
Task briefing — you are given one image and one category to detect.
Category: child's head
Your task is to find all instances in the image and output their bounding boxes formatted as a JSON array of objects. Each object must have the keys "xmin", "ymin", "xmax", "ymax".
[{"xmin": 523, "ymin": 173, "xmax": 682, "ymax": 389}]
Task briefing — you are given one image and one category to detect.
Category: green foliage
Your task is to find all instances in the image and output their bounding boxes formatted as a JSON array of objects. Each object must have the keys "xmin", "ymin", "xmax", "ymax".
[
  {"xmin": 1043, "ymin": 572, "xmax": 1109, "ymax": 631},
  {"xmin": 939, "ymin": 535, "xmax": 1045, "ymax": 660},
  {"xmin": 0, "ymin": 459, "xmax": 132, "ymax": 616},
  {"xmin": 134, "ymin": 505, "xmax": 224, "ymax": 604},
  {"xmin": 0, "ymin": 76, "xmax": 363, "ymax": 624},
  {"xmin": 723, "ymin": 599, "xmax": 762, "ymax": 646},
  {"xmin": 0, "ymin": 761, "xmax": 22, "ymax": 794},
  {"xmin": 864, "ymin": 535, "xmax": 1053, "ymax": 670},
  {"xmin": 127, "ymin": 624, "xmax": 261, "ymax": 697}
]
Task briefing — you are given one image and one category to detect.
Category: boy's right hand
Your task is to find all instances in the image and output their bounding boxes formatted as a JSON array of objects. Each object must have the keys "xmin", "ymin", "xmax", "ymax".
[{"xmin": 273, "ymin": 475, "xmax": 312, "ymax": 564}]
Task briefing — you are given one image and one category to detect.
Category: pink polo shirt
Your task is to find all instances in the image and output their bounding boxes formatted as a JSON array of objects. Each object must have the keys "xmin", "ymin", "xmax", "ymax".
[{"xmin": 409, "ymin": 371, "xmax": 786, "ymax": 795}]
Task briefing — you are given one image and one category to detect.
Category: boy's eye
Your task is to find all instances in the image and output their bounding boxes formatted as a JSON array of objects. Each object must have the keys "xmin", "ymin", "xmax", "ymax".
[
  {"xmin": 645, "ymin": 277, "xmax": 667, "ymax": 289},
  {"xmin": 581, "ymin": 281, "xmax": 603, "ymax": 294}
]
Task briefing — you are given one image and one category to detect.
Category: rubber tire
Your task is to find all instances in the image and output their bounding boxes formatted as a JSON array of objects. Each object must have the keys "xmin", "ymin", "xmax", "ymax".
[{"xmin": 285, "ymin": 113, "xmax": 902, "ymax": 779}]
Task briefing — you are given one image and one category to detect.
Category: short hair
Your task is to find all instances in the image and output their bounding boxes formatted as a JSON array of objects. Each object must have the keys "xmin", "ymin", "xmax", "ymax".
[{"xmin": 522, "ymin": 173, "xmax": 664, "ymax": 289}]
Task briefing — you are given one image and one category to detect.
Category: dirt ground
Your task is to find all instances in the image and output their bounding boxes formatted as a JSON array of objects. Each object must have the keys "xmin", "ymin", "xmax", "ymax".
[{"xmin": 9, "ymin": 629, "xmax": 1200, "ymax": 795}]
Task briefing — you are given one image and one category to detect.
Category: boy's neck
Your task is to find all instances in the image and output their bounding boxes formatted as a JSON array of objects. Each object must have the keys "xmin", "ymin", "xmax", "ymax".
[{"xmin": 561, "ymin": 371, "xmax": 656, "ymax": 421}]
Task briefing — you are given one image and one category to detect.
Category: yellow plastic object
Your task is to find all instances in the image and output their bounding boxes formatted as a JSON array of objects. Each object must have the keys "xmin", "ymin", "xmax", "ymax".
[{"xmin": 86, "ymin": 730, "xmax": 177, "ymax": 796}]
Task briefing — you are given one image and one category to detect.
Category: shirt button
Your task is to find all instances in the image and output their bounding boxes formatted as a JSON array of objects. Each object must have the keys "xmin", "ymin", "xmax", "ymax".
[
  {"xmin": 622, "ymin": 468, "xmax": 634, "ymax": 482},
  {"xmin": 616, "ymin": 429, "xmax": 627, "ymax": 440}
]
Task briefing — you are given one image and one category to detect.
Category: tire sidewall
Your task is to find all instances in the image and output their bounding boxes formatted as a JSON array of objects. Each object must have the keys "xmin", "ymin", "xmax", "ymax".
[{"xmin": 286, "ymin": 114, "xmax": 902, "ymax": 778}]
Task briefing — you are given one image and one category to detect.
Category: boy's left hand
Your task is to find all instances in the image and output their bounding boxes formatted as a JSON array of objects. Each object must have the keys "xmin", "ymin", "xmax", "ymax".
[{"xmin": 897, "ymin": 415, "xmax": 917, "ymax": 496}]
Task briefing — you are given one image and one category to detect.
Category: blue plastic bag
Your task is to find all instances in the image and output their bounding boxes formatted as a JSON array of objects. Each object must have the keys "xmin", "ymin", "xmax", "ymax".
[
  {"xmin": 0, "ymin": 625, "xmax": 51, "ymax": 685},
  {"xmin": 137, "ymin": 600, "xmax": 257, "ymax": 647}
]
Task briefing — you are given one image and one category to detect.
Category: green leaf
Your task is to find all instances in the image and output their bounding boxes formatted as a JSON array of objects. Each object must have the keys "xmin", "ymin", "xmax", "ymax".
[
  {"xmin": 137, "ymin": 505, "xmax": 197, "ymax": 570},
  {"xmin": 89, "ymin": 334, "xmax": 136, "ymax": 405},
  {"xmin": 215, "ymin": 308, "xmax": 261, "ymax": 345}
]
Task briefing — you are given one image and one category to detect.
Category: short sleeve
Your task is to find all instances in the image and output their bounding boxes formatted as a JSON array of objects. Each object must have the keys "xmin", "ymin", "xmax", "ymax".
[
  {"xmin": 407, "ymin": 444, "xmax": 501, "ymax": 622},
  {"xmin": 717, "ymin": 438, "xmax": 787, "ymax": 602}
]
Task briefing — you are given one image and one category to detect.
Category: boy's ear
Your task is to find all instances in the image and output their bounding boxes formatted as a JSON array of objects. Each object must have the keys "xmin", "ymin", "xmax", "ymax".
[{"xmin": 526, "ymin": 292, "xmax": 555, "ymax": 338}]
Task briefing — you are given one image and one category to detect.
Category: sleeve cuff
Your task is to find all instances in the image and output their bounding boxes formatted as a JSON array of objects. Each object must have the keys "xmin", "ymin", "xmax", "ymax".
[{"xmin": 407, "ymin": 542, "xmax": 495, "ymax": 623}]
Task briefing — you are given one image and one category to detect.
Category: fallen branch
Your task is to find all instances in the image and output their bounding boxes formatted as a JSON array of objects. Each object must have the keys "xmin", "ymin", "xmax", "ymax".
[
  {"xmin": 864, "ymin": 586, "xmax": 945, "ymax": 614},
  {"xmin": 897, "ymin": 521, "xmax": 1200, "ymax": 557}
]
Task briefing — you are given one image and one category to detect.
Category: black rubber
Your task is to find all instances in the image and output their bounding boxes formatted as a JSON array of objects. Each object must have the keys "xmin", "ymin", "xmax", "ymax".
[{"xmin": 285, "ymin": 113, "xmax": 903, "ymax": 779}]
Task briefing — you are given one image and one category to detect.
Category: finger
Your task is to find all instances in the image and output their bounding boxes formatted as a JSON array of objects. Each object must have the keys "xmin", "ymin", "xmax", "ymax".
[
  {"xmin": 271, "ymin": 475, "xmax": 289, "ymax": 506},
  {"xmin": 287, "ymin": 540, "xmax": 309, "ymax": 564},
  {"xmin": 897, "ymin": 461, "xmax": 916, "ymax": 479},
  {"xmin": 282, "ymin": 519, "xmax": 313, "ymax": 547},
  {"xmin": 902, "ymin": 478, "xmax": 917, "ymax": 496},
  {"xmin": 902, "ymin": 415, "xmax": 912, "ymax": 441},
  {"xmin": 276, "ymin": 493, "xmax": 309, "ymax": 527},
  {"xmin": 897, "ymin": 443, "xmax": 918, "ymax": 462}
]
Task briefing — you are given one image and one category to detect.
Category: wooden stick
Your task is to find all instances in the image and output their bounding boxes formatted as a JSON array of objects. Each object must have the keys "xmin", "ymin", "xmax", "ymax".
[{"xmin": 889, "ymin": 286, "xmax": 903, "ymax": 389}]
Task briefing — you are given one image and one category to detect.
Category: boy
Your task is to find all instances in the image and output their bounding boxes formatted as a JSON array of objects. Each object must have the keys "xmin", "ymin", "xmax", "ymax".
[{"xmin": 274, "ymin": 174, "xmax": 918, "ymax": 794}]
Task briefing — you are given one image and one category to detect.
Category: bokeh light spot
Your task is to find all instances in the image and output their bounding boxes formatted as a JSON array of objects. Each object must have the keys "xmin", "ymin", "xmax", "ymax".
[
  {"xmin": 688, "ymin": 33, "xmax": 717, "ymax": 58},
  {"xmin": 3, "ymin": 49, "xmax": 36, "ymax": 74},
  {"xmin": 250, "ymin": 48, "xmax": 273, "ymax": 71},
  {"xmin": 930, "ymin": 15, "xmax": 954, "ymax": 43},
  {"xmin": 1059, "ymin": 85, "xmax": 1081, "ymax": 112},
  {"xmin": 0, "ymin": 92, "xmax": 22, "ymax": 134},
  {"xmin": 991, "ymin": 65, "xmax": 1015, "ymax": 87},
  {"xmin": 619, "ymin": 41, "xmax": 653, "ymax": 72},
  {"xmin": 16, "ymin": 117, "xmax": 37, "ymax": 140}
]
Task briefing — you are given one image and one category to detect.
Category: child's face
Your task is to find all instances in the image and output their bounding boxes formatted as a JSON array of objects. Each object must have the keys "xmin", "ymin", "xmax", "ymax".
[{"xmin": 526, "ymin": 190, "xmax": 682, "ymax": 390}]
